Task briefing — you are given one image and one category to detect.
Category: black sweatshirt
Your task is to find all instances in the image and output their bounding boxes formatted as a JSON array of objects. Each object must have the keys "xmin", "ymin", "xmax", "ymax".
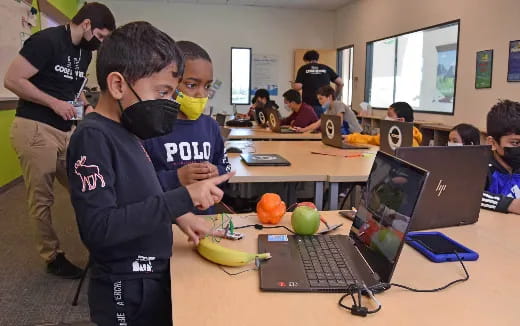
[{"xmin": 67, "ymin": 113, "xmax": 193, "ymax": 280}]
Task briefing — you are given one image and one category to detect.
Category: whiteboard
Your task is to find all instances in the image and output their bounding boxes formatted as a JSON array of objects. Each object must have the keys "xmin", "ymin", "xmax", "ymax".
[{"xmin": 0, "ymin": 0, "xmax": 33, "ymax": 100}]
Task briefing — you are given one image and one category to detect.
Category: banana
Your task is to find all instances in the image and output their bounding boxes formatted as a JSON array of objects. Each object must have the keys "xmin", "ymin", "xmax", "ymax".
[{"xmin": 197, "ymin": 237, "xmax": 271, "ymax": 267}]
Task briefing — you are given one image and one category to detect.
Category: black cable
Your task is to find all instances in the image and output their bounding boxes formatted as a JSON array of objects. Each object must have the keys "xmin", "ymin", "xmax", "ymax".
[
  {"xmin": 218, "ymin": 265, "xmax": 257, "ymax": 276},
  {"xmin": 234, "ymin": 224, "xmax": 296, "ymax": 234},
  {"xmin": 338, "ymin": 284, "xmax": 381, "ymax": 316},
  {"xmin": 388, "ymin": 251, "xmax": 470, "ymax": 292},
  {"xmin": 218, "ymin": 257, "xmax": 262, "ymax": 276}
]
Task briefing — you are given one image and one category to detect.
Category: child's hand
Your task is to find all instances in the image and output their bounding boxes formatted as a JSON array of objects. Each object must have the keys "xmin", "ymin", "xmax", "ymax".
[
  {"xmin": 175, "ymin": 213, "xmax": 210, "ymax": 245},
  {"xmin": 178, "ymin": 163, "xmax": 212, "ymax": 186},
  {"xmin": 185, "ymin": 172, "xmax": 235, "ymax": 210}
]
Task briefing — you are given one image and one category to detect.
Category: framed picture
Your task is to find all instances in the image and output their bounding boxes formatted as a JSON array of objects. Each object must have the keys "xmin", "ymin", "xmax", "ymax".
[
  {"xmin": 475, "ymin": 49, "xmax": 493, "ymax": 89},
  {"xmin": 507, "ymin": 40, "xmax": 520, "ymax": 82}
]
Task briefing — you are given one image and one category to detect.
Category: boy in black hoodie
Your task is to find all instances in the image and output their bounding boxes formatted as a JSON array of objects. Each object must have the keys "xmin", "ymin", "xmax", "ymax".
[
  {"xmin": 481, "ymin": 100, "xmax": 520, "ymax": 214},
  {"xmin": 66, "ymin": 22, "xmax": 232, "ymax": 325}
]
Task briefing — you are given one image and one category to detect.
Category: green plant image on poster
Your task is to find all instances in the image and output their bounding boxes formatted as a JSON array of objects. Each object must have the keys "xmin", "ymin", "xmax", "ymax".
[{"xmin": 476, "ymin": 50, "xmax": 493, "ymax": 89}]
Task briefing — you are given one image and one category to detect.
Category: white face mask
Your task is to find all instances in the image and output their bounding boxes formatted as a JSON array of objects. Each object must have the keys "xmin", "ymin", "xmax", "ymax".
[
  {"xmin": 447, "ymin": 141, "xmax": 463, "ymax": 147},
  {"xmin": 284, "ymin": 104, "xmax": 291, "ymax": 112},
  {"xmin": 384, "ymin": 116, "xmax": 397, "ymax": 121}
]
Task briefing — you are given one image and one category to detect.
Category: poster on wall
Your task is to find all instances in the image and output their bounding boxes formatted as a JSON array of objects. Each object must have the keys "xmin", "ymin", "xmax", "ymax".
[
  {"xmin": 252, "ymin": 54, "xmax": 279, "ymax": 96},
  {"xmin": 435, "ymin": 44, "xmax": 456, "ymax": 104},
  {"xmin": 475, "ymin": 49, "xmax": 493, "ymax": 89},
  {"xmin": 507, "ymin": 40, "xmax": 520, "ymax": 82}
]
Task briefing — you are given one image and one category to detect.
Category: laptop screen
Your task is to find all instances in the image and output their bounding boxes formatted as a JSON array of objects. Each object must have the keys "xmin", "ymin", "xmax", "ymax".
[{"xmin": 349, "ymin": 151, "xmax": 428, "ymax": 283}]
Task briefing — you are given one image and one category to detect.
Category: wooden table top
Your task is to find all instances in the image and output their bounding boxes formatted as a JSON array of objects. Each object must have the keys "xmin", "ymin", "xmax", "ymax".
[
  {"xmin": 226, "ymin": 141, "xmax": 378, "ymax": 183},
  {"xmin": 227, "ymin": 126, "xmax": 322, "ymax": 140},
  {"xmin": 171, "ymin": 209, "xmax": 519, "ymax": 326}
]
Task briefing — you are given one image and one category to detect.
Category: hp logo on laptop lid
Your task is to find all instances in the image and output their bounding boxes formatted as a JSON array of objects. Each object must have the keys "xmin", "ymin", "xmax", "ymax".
[
  {"xmin": 388, "ymin": 125, "xmax": 403, "ymax": 150},
  {"xmin": 325, "ymin": 119, "xmax": 335, "ymax": 140}
]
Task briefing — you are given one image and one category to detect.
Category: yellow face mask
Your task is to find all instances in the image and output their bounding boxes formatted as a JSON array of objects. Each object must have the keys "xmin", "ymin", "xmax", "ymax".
[{"xmin": 176, "ymin": 91, "xmax": 208, "ymax": 120}]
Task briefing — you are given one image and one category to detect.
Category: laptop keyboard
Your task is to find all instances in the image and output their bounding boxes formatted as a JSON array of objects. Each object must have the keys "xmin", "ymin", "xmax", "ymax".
[{"xmin": 295, "ymin": 235, "xmax": 357, "ymax": 288}]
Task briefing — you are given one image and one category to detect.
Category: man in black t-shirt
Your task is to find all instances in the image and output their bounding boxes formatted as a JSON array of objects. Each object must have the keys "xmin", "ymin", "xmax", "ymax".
[
  {"xmin": 293, "ymin": 50, "xmax": 344, "ymax": 117},
  {"xmin": 4, "ymin": 2, "xmax": 115, "ymax": 279}
]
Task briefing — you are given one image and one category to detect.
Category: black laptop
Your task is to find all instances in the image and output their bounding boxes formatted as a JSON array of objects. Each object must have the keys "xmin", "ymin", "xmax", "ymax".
[
  {"xmin": 241, "ymin": 153, "xmax": 291, "ymax": 166},
  {"xmin": 258, "ymin": 151, "xmax": 429, "ymax": 293},
  {"xmin": 321, "ymin": 115, "xmax": 369, "ymax": 150},
  {"xmin": 379, "ymin": 120, "xmax": 414, "ymax": 154},
  {"xmin": 265, "ymin": 108, "xmax": 299, "ymax": 134},
  {"xmin": 255, "ymin": 107, "xmax": 268, "ymax": 127},
  {"xmin": 395, "ymin": 145, "xmax": 490, "ymax": 230}
]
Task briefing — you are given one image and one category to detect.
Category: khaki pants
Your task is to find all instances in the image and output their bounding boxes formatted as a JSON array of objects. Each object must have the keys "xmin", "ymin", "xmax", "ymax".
[{"xmin": 10, "ymin": 117, "xmax": 74, "ymax": 262}]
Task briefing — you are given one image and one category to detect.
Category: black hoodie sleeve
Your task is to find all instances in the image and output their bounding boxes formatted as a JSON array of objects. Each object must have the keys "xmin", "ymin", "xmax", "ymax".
[
  {"xmin": 67, "ymin": 127, "xmax": 193, "ymax": 252},
  {"xmin": 481, "ymin": 191, "xmax": 514, "ymax": 213}
]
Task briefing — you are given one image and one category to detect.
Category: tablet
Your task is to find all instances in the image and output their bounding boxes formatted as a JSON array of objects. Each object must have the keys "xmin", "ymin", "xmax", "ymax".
[{"xmin": 405, "ymin": 231, "xmax": 479, "ymax": 263}]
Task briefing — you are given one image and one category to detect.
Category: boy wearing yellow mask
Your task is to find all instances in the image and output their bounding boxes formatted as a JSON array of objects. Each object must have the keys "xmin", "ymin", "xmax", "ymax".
[{"xmin": 144, "ymin": 41, "xmax": 231, "ymax": 214}]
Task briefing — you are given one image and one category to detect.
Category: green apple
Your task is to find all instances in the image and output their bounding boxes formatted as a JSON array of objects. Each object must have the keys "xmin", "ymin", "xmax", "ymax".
[{"xmin": 291, "ymin": 206, "xmax": 320, "ymax": 235}]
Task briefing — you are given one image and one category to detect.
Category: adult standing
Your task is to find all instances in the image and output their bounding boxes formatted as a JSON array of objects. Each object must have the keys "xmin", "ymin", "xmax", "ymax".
[
  {"xmin": 4, "ymin": 2, "xmax": 115, "ymax": 278},
  {"xmin": 293, "ymin": 50, "xmax": 344, "ymax": 117}
]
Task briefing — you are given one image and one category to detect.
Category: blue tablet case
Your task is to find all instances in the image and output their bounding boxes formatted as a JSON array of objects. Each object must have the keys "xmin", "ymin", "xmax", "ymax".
[{"xmin": 405, "ymin": 231, "xmax": 479, "ymax": 263}]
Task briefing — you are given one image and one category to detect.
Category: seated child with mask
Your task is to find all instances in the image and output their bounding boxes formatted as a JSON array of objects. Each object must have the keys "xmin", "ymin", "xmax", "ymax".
[{"xmin": 344, "ymin": 101, "xmax": 422, "ymax": 146}]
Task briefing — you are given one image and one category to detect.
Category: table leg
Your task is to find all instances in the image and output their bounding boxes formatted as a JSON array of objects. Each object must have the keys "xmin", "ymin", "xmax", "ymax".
[
  {"xmin": 329, "ymin": 182, "xmax": 339, "ymax": 210},
  {"xmin": 314, "ymin": 182, "xmax": 324, "ymax": 210}
]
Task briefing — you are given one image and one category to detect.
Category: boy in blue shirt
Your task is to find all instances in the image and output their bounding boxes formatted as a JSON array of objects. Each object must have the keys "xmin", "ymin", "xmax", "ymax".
[
  {"xmin": 481, "ymin": 100, "xmax": 520, "ymax": 214},
  {"xmin": 144, "ymin": 41, "xmax": 231, "ymax": 214},
  {"xmin": 67, "ymin": 22, "xmax": 232, "ymax": 325}
]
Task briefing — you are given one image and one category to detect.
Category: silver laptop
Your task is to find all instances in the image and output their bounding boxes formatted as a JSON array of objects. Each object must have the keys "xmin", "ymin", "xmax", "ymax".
[
  {"xmin": 379, "ymin": 120, "xmax": 414, "ymax": 154},
  {"xmin": 321, "ymin": 115, "xmax": 368, "ymax": 150},
  {"xmin": 395, "ymin": 145, "xmax": 490, "ymax": 230},
  {"xmin": 258, "ymin": 151, "xmax": 429, "ymax": 293}
]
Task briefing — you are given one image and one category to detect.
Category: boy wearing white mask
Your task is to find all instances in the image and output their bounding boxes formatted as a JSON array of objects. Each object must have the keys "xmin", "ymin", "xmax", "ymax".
[
  {"xmin": 344, "ymin": 102, "xmax": 423, "ymax": 147},
  {"xmin": 144, "ymin": 41, "xmax": 231, "ymax": 214}
]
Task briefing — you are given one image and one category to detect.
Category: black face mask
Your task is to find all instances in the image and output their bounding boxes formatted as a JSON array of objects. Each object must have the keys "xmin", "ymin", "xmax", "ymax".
[
  {"xmin": 118, "ymin": 82, "xmax": 179, "ymax": 140},
  {"xmin": 79, "ymin": 33, "xmax": 101, "ymax": 51},
  {"xmin": 503, "ymin": 146, "xmax": 520, "ymax": 172}
]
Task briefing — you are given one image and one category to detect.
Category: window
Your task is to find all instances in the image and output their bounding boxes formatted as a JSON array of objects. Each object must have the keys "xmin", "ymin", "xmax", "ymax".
[
  {"xmin": 231, "ymin": 47, "xmax": 252, "ymax": 105},
  {"xmin": 337, "ymin": 46, "xmax": 354, "ymax": 107},
  {"xmin": 365, "ymin": 21, "xmax": 459, "ymax": 114}
]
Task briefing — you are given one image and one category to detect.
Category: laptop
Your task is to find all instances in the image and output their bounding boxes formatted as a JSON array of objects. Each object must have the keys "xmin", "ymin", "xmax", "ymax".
[
  {"xmin": 258, "ymin": 151, "xmax": 429, "ymax": 293},
  {"xmin": 321, "ymin": 115, "xmax": 369, "ymax": 150},
  {"xmin": 255, "ymin": 107, "xmax": 268, "ymax": 127},
  {"xmin": 241, "ymin": 153, "xmax": 291, "ymax": 166},
  {"xmin": 379, "ymin": 120, "xmax": 414, "ymax": 154},
  {"xmin": 395, "ymin": 145, "xmax": 490, "ymax": 230},
  {"xmin": 215, "ymin": 114, "xmax": 226, "ymax": 127},
  {"xmin": 265, "ymin": 108, "xmax": 299, "ymax": 134},
  {"xmin": 219, "ymin": 126, "xmax": 231, "ymax": 142}
]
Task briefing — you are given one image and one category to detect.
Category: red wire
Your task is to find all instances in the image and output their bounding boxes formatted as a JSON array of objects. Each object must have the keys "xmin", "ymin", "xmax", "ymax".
[{"xmin": 220, "ymin": 201, "xmax": 238, "ymax": 215}]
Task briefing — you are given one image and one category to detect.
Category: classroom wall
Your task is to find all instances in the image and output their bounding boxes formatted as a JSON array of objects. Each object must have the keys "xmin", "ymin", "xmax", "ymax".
[
  {"xmin": 335, "ymin": 0, "xmax": 520, "ymax": 130},
  {"xmin": 93, "ymin": 1, "xmax": 336, "ymax": 114},
  {"xmin": 0, "ymin": 110, "xmax": 22, "ymax": 188}
]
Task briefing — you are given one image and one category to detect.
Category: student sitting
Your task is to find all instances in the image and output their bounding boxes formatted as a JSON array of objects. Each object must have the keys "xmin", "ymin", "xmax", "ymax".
[
  {"xmin": 280, "ymin": 89, "xmax": 318, "ymax": 128},
  {"xmin": 293, "ymin": 85, "xmax": 362, "ymax": 134},
  {"xmin": 344, "ymin": 102, "xmax": 422, "ymax": 146},
  {"xmin": 238, "ymin": 88, "xmax": 278, "ymax": 121},
  {"xmin": 448, "ymin": 123, "xmax": 481, "ymax": 145},
  {"xmin": 481, "ymin": 100, "xmax": 520, "ymax": 214},
  {"xmin": 144, "ymin": 41, "xmax": 231, "ymax": 214}
]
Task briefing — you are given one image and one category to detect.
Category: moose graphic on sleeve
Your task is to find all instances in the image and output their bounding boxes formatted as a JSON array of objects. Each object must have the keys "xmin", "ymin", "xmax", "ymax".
[{"xmin": 74, "ymin": 156, "xmax": 106, "ymax": 192}]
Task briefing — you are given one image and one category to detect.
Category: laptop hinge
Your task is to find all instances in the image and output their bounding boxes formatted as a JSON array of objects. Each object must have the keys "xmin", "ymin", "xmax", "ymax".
[{"xmin": 350, "ymin": 238, "xmax": 381, "ymax": 282}]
